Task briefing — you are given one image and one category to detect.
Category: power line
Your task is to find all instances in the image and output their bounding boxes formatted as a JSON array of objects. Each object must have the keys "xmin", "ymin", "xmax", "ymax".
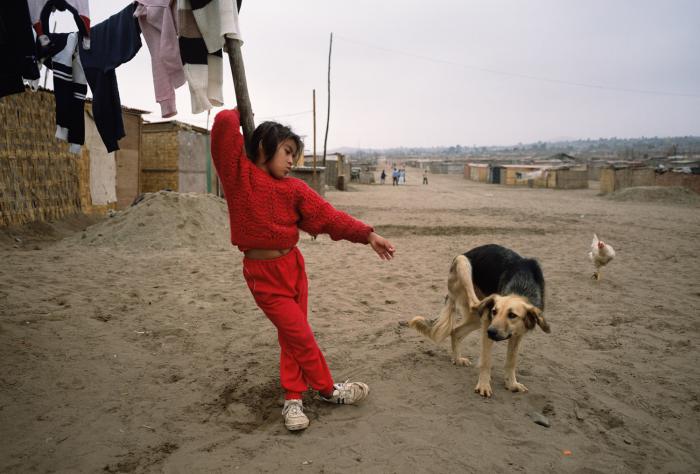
[
  {"xmin": 335, "ymin": 34, "xmax": 700, "ymax": 100},
  {"xmin": 153, "ymin": 110, "xmax": 313, "ymax": 127},
  {"xmin": 256, "ymin": 110, "xmax": 313, "ymax": 121}
]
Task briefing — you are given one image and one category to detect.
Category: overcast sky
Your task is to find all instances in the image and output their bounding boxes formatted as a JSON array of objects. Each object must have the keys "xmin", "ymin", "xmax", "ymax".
[{"xmin": 46, "ymin": 0, "xmax": 700, "ymax": 150}]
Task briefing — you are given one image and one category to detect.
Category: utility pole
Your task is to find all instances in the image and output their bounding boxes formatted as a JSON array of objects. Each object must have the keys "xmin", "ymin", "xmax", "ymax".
[{"xmin": 313, "ymin": 89, "xmax": 317, "ymax": 180}]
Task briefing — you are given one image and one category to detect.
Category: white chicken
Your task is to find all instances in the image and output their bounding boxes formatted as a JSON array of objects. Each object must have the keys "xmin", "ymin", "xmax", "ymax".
[{"xmin": 589, "ymin": 233, "xmax": 615, "ymax": 280}]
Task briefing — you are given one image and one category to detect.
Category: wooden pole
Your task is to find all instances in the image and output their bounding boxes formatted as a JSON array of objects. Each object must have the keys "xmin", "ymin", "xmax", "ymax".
[
  {"xmin": 205, "ymin": 110, "xmax": 212, "ymax": 193},
  {"xmin": 224, "ymin": 38, "xmax": 255, "ymax": 152},
  {"xmin": 313, "ymin": 89, "xmax": 317, "ymax": 179},
  {"xmin": 322, "ymin": 32, "xmax": 333, "ymax": 166}
]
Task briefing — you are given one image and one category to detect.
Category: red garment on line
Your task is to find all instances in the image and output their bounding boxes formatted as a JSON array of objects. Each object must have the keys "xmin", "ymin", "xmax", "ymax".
[
  {"xmin": 210, "ymin": 108, "xmax": 373, "ymax": 251},
  {"xmin": 243, "ymin": 248, "xmax": 334, "ymax": 399}
]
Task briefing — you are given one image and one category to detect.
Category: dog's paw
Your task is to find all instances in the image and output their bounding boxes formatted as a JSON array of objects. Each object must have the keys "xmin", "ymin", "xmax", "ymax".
[
  {"xmin": 474, "ymin": 381, "xmax": 492, "ymax": 398},
  {"xmin": 505, "ymin": 381, "xmax": 528, "ymax": 393},
  {"xmin": 452, "ymin": 357, "xmax": 471, "ymax": 367}
]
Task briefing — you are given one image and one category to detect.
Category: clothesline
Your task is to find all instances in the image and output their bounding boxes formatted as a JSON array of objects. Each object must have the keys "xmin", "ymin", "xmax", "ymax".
[{"xmin": 1, "ymin": 0, "xmax": 244, "ymax": 155}]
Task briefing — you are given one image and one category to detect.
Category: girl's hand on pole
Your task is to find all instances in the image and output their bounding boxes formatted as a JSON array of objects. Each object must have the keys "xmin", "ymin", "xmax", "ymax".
[{"xmin": 368, "ymin": 232, "xmax": 395, "ymax": 260}]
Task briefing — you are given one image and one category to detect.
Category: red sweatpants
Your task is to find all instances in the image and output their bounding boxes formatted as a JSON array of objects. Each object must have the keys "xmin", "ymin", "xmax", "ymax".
[{"xmin": 242, "ymin": 247, "xmax": 335, "ymax": 400}]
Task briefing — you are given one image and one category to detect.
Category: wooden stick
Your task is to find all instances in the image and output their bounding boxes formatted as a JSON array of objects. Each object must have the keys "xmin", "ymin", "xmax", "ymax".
[
  {"xmin": 322, "ymin": 32, "xmax": 333, "ymax": 166},
  {"xmin": 224, "ymin": 38, "xmax": 255, "ymax": 152}
]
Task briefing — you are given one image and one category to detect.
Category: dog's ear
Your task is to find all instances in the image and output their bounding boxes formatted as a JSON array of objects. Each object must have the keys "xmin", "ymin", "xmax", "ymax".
[
  {"xmin": 525, "ymin": 306, "xmax": 550, "ymax": 333},
  {"xmin": 477, "ymin": 295, "xmax": 496, "ymax": 318}
]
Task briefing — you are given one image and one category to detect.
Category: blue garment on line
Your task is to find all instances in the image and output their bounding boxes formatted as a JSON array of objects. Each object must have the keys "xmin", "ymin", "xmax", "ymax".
[{"xmin": 79, "ymin": 3, "xmax": 141, "ymax": 153}]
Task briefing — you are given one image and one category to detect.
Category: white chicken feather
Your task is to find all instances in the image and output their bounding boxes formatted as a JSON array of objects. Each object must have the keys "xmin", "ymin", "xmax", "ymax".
[{"xmin": 588, "ymin": 233, "xmax": 615, "ymax": 280}]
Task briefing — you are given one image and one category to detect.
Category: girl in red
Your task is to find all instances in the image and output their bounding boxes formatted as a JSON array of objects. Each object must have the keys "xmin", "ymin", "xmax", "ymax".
[{"xmin": 211, "ymin": 108, "xmax": 395, "ymax": 431}]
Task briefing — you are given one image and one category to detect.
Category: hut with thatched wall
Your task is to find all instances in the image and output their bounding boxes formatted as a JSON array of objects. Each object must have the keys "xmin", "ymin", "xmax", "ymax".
[
  {"xmin": 140, "ymin": 121, "xmax": 213, "ymax": 194},
  {"xmin": 601, "ymin": 165, "xmax": 700, "ymax": 194},
  {"xmin": 600, "ymin": 166, "xmax": 655, "ymax": 194},
  {"xmin": 0, "ymin": 88, "xmax": 147, "ymax": 227},
  {"xmin": 501, "ymin": 165, "xmax": 549, "ymax": 188},
  {"xmin": 547, "ymin": 166, "xmax": 589, "ymax": 189},
  {"xmin": 0, "ymin": 88, "xmax": 82, "ymax": 227}
]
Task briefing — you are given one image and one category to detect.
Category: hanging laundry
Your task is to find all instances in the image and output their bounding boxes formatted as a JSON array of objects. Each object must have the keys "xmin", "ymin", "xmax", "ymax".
[
  {"xmin": 133, "ymin": 0, "xmax": 186, "ymax": 118},
  {"xmin": 45, "ymin": 32, "xmax": 87, "ymax": 154},
  {"xmin": 177, "ymin": 0, "xmax": 243, "ymax": 114},
  {"xmin": 28, "ymin": 0, "xmax": 91, "ymax": 50},
  {"xmin": 0, "ymin": 0, "xmax": 41, "ymax": 98},
  {"xmin": 79, "ymin": 3, "xmax": 141, "ymax": 153}
]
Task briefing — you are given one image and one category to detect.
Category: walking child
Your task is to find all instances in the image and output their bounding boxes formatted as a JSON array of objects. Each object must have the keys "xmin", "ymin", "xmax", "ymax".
[{"xmin": 211, "ymin": 109, "xmax": 396, "ymax": 431}]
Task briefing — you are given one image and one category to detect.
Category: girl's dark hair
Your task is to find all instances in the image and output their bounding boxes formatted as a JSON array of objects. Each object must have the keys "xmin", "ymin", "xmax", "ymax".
[{"xmin": 246, "ymin": 121, "xmax": 304, "ymax": 163}]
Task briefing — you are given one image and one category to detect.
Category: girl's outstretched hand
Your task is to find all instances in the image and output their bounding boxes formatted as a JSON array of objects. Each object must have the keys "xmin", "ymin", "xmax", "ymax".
[{"xmin": 368, "ymin": 232, "xmax": 395, "ymax": 260}]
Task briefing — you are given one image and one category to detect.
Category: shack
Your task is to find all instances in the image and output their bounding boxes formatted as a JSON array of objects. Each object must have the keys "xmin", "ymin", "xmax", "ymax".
[
  {"xmin": 600, "ymin": 166, "xmax": 655, "ymax": 194},
  {"xmin": 464, "ymin": 163, "xmax": 490, "ymax": 183},
  {"xmin": 289, "ymin": 166, "xmax": 326, "ymax": 196},
  {"xmin": 305, "ymin": 152, "xmax": 349, "ymax": 189},
  {"xmin": 546, "ymin": 166, "xmax": 589, "ymax": 189},
  {"xmin": 140, "ymin": 121, "xmax": 213, "ymax": 194},
  {"xmin": 84, "ymin": 103, "xmax": 147, "ymax": 210},
  {"xmin": 501, "ymin": 165, "xmax": 550, "ymax": 187},
  {"xmin": 0, "ymin": 88, "xmax": 146, "ymax": 227},
  {"xmin": 601, "ymin": 165, "xmax": 700, "ymax": 194}
]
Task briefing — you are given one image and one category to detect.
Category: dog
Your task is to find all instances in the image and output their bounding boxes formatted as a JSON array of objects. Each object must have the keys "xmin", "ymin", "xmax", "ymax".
[{"xmin": 409, "ymin": 244, "xmax": 550, "ymax": 397}]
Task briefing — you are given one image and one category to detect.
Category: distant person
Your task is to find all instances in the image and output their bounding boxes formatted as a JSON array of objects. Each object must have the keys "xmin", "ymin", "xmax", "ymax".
[
  {"xmin": 211, "ymin": 108, "xmax": 396, "ymax": 432},
  {"xmin": 392, "ymin": 168, "xmax": 399, "ymax": 186},
  {"xmin": 399, "ymin": 169, "xmax": 406, "ymax": 184},
  {"xmin": 423, "ymin": 169, "xmax": 429, "ymax": 185},
  {"xmin": 380, "ymin": 169, "xmax": 386, "ymax": 184}
]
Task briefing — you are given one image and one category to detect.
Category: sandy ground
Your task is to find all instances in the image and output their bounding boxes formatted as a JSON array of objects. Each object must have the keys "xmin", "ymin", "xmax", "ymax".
[{"xmin": 1, "ymin": 170, "xmax": 699, "ymax": 473}]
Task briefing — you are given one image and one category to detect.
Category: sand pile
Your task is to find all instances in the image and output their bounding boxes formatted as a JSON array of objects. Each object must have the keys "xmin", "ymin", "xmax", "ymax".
[
  {"xmin": 606, "ymin": 186, "xmax": 700, "ymax": 205},
  {"xmin": 66, "ymin": 191, "xmax": 231, "ymax": 250}
]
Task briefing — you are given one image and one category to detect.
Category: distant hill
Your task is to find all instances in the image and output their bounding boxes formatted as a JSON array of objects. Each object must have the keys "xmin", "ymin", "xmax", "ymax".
[{"xmin": 333, "ymin": 136, "xmax": 700, "ymax": 161}]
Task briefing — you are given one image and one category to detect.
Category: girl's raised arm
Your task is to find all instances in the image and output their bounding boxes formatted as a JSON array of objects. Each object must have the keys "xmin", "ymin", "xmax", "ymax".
[{"xmin": 211, "ymin": 109, "xmax": 246, "ymax": 186}]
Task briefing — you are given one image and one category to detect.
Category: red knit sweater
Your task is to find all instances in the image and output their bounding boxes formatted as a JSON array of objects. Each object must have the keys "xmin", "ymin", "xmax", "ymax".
[{"xmin": 211, "ymin": 109, "xmax": 374, "ymax": 251}]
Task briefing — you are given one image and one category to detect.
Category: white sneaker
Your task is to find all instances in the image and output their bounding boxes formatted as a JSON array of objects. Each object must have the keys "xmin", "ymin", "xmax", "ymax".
[
  {"xmin": 320, "ymin": 380, "xmax": 370, "ymax": 405},
  {"xmin": 282, "ymin": 399, "xmax": 309, "ymax": 431}
]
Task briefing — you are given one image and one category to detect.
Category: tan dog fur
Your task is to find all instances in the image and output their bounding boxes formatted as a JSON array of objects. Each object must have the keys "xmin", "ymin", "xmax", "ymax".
[{"xmin": 409, "ymin": 255, "xmax": 550, "ymax": 397}]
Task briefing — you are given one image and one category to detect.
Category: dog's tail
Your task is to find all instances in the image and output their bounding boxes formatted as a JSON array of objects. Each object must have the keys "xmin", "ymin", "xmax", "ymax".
[
  {"xmin": 408, "ymin": 301, "xmax": 455, "ymax": 343},
  {"xmin": 408, "ymin": 302, "xmax": 454, "ymax": 344},
  {"xmin": 409, "ymin": 255, "xmax": 476, "ymax": 344}
]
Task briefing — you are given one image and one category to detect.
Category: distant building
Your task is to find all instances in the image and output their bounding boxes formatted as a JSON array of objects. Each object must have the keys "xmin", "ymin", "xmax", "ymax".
[{"xmin": 464, "ymin": 162, "xmax": 588, "ymax": 189}]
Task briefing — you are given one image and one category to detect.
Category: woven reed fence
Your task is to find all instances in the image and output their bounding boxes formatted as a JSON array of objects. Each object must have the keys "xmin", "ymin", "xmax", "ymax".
[
  {"xmin": 0, "ymin": 89, "xmax": 83, "ymax": 227},
  {"xmin": 141, "ymin": 126, "xmax": 179, "ymax": 192}
]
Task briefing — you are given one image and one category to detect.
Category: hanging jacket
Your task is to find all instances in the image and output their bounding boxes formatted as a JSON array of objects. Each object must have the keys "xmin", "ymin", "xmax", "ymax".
[
  {"xmin": 48, "ymin": 32, "xmax": 87, "ymax": 153},
  {"xmin": 0, "ymin": 0, "xmax": 41, "ymax": 98},
  {"xmin": 177, "ymin": 0, "xmax": 243, "ymax": 114},
  {"xmin": 134, "ymin": 0, "xmax": 186, "ymax": 118},
  {"xmin": 79, "ymin": 3, "xmax": 141, "ymax": 152}
]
